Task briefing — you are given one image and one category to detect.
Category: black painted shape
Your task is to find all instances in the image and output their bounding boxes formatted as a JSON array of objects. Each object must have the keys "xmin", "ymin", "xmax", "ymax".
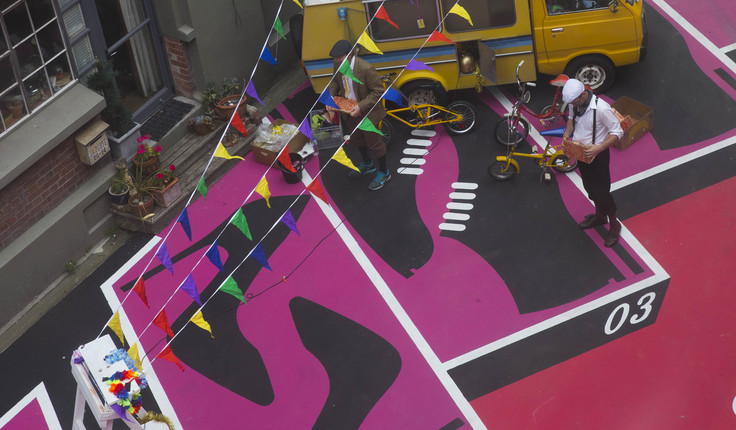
[
  {"xmin": 449, "ymin": 278, "xmax": 669, "ymax": 400},
  {"xmin": 318, "ymin": 119, "xmax": 434, "ymax": 278},
  {"xmin": 439, "ymin": 418, "xmax": 466, "ymax": 430},
  {"xmin": 715, "ymin": 68, "xmax": 736, "ymax": 93},
  {"xmin": 281, "ymin": 83, "xmax": 320, "ymax": 123},
  {"xmin": 289, "ymin": 296, "xmax": 402, "ymax": 429},
  {"xmin": 605, "ymin": 3, "xmax": 736, "ymax": 150},
  {"xmin": 728, "ymin": 49, "xmax": 736, "ymax": 65},
  {"xmin": 119, "ymin": 196, "xmax": 308, "ymax": 405},
  {"xmin": 441, "ymin": 97, "xmax": 621, "ymax": 313}
]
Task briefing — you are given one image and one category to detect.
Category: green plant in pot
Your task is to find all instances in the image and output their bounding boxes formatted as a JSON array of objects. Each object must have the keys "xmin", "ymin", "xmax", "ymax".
[
  {"xmin": 110, "ymin": 160, "xmax": 160, "ymax": 218},
  {"xmin": 85, "ymin": 60, "xmax": 135, "ymax": 139},
  {"xmin": 108, "ymin": 158, "xmax": 131, "ymax": 204}
]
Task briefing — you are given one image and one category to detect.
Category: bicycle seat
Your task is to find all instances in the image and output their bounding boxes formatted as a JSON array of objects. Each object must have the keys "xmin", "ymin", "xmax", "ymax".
[
  {"xmin": 540, "ymin": 126, "xmax": 566, "ymax": 137},
  {"xmin": 550, "ymin": 74, "xmax": 569, "ymax": 87}
]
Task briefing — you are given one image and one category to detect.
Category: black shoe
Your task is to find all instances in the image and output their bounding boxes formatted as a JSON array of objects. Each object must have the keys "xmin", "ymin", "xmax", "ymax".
[
  {"xmin": 579, "ymin": 213, "xmax": 607, "ymax": 230},
  {"xmin": 604, "ymin": 221, "xmax": 621, "ymax": 247}
]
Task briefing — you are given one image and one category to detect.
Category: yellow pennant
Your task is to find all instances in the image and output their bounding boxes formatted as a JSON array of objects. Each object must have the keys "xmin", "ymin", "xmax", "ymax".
[
  {"xmin": 108, "ymin": 312, "xmax": 125, "ymax": 345},
  {"xmin": 214, "ymin": 143, "xmax": 244, "ymax": 160},
  {"xmin": 331, "ymin": 147, "xmax": 360, "ymax": 171},
  {"xmin": 293, "ymin": 0, "xmax": 302, "ymax": 8},
  {"xmin": 255, "ymin": 177, "xmax": 272, "ymax": 208},
  {"xmin": 190, "ymin": 310, "xmax": 214, "ymax": 338},
  {"xmin": 449, "ymin": 4, "xmax": 473, "ymax": 26},
  {"xmin": 128, "ymin": 343, "xmax": 143, "ymax": 371},
  {"xmin": 357, "ymin": 31, "xmax": 383, "ymax": 55}
]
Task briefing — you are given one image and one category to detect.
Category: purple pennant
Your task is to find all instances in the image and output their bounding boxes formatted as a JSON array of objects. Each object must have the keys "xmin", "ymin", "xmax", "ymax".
[
  {"xmin": 251, "ymin": 243, "xmax": 272, "ymax": 271},
  {"xmin": 280, "ymin": 209, "xmax": 300, "ymax": 236},
  {"xmin": 260, "ymin": 46, "xmax": 277, "ymax": 65},
  {"xmin": 246, "ymin": 81, "xmax": 263, "ymax": 105},
  {"xmin": 206, "ymin": 240, "xmax": 225, "ymax": 272},
  {"xmin": 405, "ymin": 59, "xmax": 434, "ymax": 72},
  {"xmin": 111, "ymin": 404, "xmax": 133, "ymax": 422},
  {"xmin": 382, "ymin": 87, "xmax": 404, "ymax": 107},
  {"xmin": 298, "ymin": 118, "xmax": 313, "ymax": 141},
  {"xmin": 318, "ymin": 90, "xmax": 339, "ymax": 109},
  {"xmin": 177, "ymin": 208, "xmax": 192, "ymax": 241},
  {"xmin": 156, "ymin": 242, "xmax": 174, "ymax": 275},
  {"xmin": 180, "ymin": 274, "xmax": 202, "ymax": 306}
]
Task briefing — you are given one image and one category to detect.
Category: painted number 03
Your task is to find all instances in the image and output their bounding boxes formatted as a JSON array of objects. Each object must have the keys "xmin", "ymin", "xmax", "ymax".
[{"xmin": 604, "ymin": 292, "xmax": 657, "ymax": 335}]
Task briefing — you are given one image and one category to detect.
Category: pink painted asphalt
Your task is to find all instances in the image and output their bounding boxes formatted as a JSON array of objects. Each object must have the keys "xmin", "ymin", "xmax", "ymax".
[{"xmin": 1, "ymin": 399, "xmax": 48, "ymax": 430}]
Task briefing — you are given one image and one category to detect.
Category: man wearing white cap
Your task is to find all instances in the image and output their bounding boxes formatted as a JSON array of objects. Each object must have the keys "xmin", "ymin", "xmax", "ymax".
[{"xmin": 561, "ymin": 79, "xmax": 624, "ymax": 247}]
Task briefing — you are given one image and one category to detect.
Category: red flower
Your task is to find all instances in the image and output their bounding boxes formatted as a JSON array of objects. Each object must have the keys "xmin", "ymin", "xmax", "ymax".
[
  {"xmin": 137, "ymin": 144, "xmax": 145, "ymax": 154},
  {"xmin": 154, "ymin": 145, "xmax": 162, "ymax": 153},
  {"xmin": 156, "ymin": 173, "xmax": 164, "ymax": 179},
  {"xmin": 169, "ymin": 165, "xmax": 176, "ymax": 172}
]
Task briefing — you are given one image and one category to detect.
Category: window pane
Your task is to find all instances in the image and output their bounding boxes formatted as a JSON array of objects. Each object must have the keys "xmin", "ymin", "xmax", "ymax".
[
  {"xmin": 6, "ymin": 4, "xmax": 33, "ymax": 46},
  {"xmin": 108, "ymin": 26, "xmax": 163, "ymax": 112},
  {"xmin": 36, "ymin": 21, "xmax": 63, "ymax": 60},
  {"xmin": 62, "ymin": 4, "xmax": 84, "ymax": 38},
  {"xmin": 0, "ymin": 87, "xmax": 27, "ymax": 130},
  {"xmin": 367, "ymin": 0, "xmax": 439, "ymax": 41},
  {"xmin": 95, "ymin": 0, "xmax": 146, "ymax": 46},
  {"xmin": 24, "ymin": 69, "xmax": 50, "ymax": 110},
  {"xmin": 71, "ymin": 35, "xmax": 93, "ymax": 71},
  {"xmin": 17, "ymin": 38, "xmax": 41, "ymax": 77},
  {"xmin": 27, "ymin": 0, "xmax": 55, "ymax": 29},
  {"xmin": 46, "ymin": 55, "xmax": 71, "ymax": 92},
  {"xmin": 442, "ymin": 0, "xmax": 516, "ymax": 32},
  {"xmin": 0, "ymin": 0, "xmax": 18, "ymax": 13},
  {"xmin": 0, "ymin": 56, "xmax": 14, "ymax": 92}
]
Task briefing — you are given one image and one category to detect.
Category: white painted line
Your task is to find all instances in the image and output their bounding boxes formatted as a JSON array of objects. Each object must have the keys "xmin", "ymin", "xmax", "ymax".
[
  {"xmin": 397, "ymin": 167, "xmax": 424, "ymax": 175},
  {"xmin": 0, "ymin": 382, "xmax": 62, "ymax": 429},
  {"xmin": 439, "ymin": 223, "xmax": 467, "ymax": 232},
  {"xmin": 452, "ymin": 182, "xmax": 478, "ymax": 190},
  {"xmin": 722, "ymin": 41, "xmax": 736, "ymax": 54},
  {"xmin": 449, "ymin": 192, "xmax": 476, "ymax": 200},
  {"xmin": 301, "ymin": 171, "xmax": 486, "ymax": 429},
  {"xmin": 443, "ymin": 212, "xmax": 470, "ymax": 221},
  {"xmin": 400, "ymin": 157, "xmax": 426, "ymax": 165},
  {"xmin": 404, "ymin": 148, "xmax": 430, "ymax": 156},
  {"xmin": 407, "ymin": 138, "xmax": 432, "ymax": 146},
  {"xmin": 447, "ymin": 202, "xmax": 473, "ymax": 211},
  {"xmin": 411, "ymin": 129, "xmax": 436, "ymax": 137}
]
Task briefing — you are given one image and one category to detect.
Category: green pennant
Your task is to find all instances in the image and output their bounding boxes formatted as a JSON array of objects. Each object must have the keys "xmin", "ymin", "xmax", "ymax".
[
  {"xmin": 358, "ymin": 117, "xmax": 384, "ymax": 136},
  {"xmin": 196, "ymin": 177, "xmax": 208, "ymax": 200},
  {"xmin": 338, "ymin": 60, "xmax": 363, "ymax": 85},
  {"xmin": 231, "ymin": 208, "xmax": 252, "ymax": 240},
  {"xmin": 274, "ymin": 17, "xmax": 285, "ymax": 39},
  {"xmin": 220, "ymin": 276, "xmax": 247, "ymax": 303}
]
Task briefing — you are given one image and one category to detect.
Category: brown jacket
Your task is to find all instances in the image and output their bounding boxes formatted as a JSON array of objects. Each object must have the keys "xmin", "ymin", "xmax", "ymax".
[{"xmin": 328, "ymin": 56, "xmax": 386, "ymax": 125}]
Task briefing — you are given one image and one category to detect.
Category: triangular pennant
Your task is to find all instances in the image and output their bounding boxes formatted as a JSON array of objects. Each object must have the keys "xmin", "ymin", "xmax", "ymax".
[
  {"xmin": 214, "ymin": 143, "xmax": 244, "ymax": 160},
  {"xmin": 190, "ymin": 310, "xmax": 214, "ymax": 338},
  {"xmin": 427, "ymin": 30, "xmax": 455, "ymax": 44},
  {"xmin": 382, "ymin": 87, "xmax": 404, "ymax": 107},
  {"xmin": 197, "ymin": 177, "xmax": 208, "ymax": 200},
  {"xmin": 292, "ymin": 0, "xmax": 302, "ymax": 8},
  {"xmin": 255, "ymin": 177, "xmax": 271, "ymax": 208},
  {"xmin": 231, "ymin": 208, "xmax": 252, "ymax": 240},
  {"xmin": 280, "ymin": 209, "xmax": 300, "ymax": 236},
  {"xmin": 251, "ymin": 243, "xmax": 272, "ymax": 271},
  {"xmin": 177, "ymin": 208, "xmax": 192, "ymax": 241},
  {"xmin": 246, "ymin": 81, "xmax": 263, "ymax": 105},
  {"xmin": 273, "ymin": 17, "xmax": 285, "ymax": 39},
  {"xmin": 206, "ymin": 240, "xmax": 225, "ymax": 272},
  {"xmin": 331, "ymin": 147, "xmax": 360, "ymax": 171},
  {"xmin": 220, "ymin": 276, "xmax": 247, "ymax": 303},
  {"xmin": 298, "ymin": 118, "xmax": 313, "ymax": 141},
  {"xmin": 157, "ymin": 345, "xmax": 185, "ymax": 371},
  {"xmin": 318, "ymin": 90, "xmax": 340, "ymax": 109},
  {"xmin": 338, "ymin": 59, "xmax": 363, "ymax": 85},
  {"xmin": 155, "ymin": 242, "xmax": 174, "ymax": 275},
  {"xmin": 375, "ymin": 4, "xmax": 399, "ymax": 29},
  {"xmin": 132, "ymin": 278, "xmax": 149, "ymax": 308},
  {"xmin": 230, "ymin": 112, "xmax": 249, "ymax": 135},
  {"xmin": 153, "ymin": 309, "xmax": 175, "ymax": 338},
  {"xmin": 108, "ymin": 312, "xmax": 125, "ymax": 345},
  {"xmin": 277, "ymin": 146, "xmax": 296, "ymax": 173},
  {"xmin": 111, "ymin": 403, "xmax": 133, "ymax": 422},
  {"xmin": 180, "ymin": 274, "xmax": 202, "ymax": 306},
  {"xmin": 128, "ymin": 343, "xmax": 143, "ymax": 371},
  {"xmin": 358, "ymin": 117, "xmax": 385, "ymax": 136},
  {"xmin": 307, "ymin": 177, "xmax": 329, "ymax": 205},
  {"xmin": 449, "ymin": 3, "xmax": 474, "ymax": 26},
  {"xmin": 357, "ymin": 31, "xmax": 383, "ymax": 55},
  {"xmin": 405, "ymin": 59, "xmax": 434, "ymax": 72},
  {"xmin": 260, "ymin": 46, "xmax": 277, "ymax": 65}
]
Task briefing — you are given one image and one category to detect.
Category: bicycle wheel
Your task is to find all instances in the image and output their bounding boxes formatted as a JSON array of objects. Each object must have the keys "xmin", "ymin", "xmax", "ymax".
[
  {"xmin": 494, "ymin": 115, "xmax": 528, "ymax": 147},
  {"xmin": 488, "ymin": 160, "xmax": 518, "ymax": 181},
  {"xmin": 379, "ymin": 118, "xmax": 393, "ymax": 146},
  {"xmin": 444, "ymin": 100, "xmax": 476, "ymax": 135},
  {"xmin": 551, "ymin": 153, "xmax": 577, "ymax": 173}
]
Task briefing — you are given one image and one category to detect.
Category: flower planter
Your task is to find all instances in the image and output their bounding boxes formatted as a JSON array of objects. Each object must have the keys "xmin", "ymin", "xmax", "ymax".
[
  {"xmin": 108, "ymin": 122, "xmax": 142, "ymax": 161},
  {"xmin": 128, "ymin": 194, "xmax": 155, "ymax": 218},
  {"xmin": 151, "ymin": 177, "xmax": 182, "ymax": 207},
  {"xmin": 133, "ymin": 154, "xmax": 160, "ymax": 175},
  {"xmin": 215, "ymin": 94, "xmax": 248, "ymax": 120}
]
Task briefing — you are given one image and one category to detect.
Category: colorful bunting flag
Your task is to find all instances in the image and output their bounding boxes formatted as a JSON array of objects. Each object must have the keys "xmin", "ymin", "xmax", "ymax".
[
  {"xmin": 220, "ymin": 276, "xmax": 247, "ymax": 303},
  {"xmin": 206, "ymin": 240, "xmax": 225, "ymax": 273},
  {"xmin": 255, "ymin": 177, "xmax": 271, "ymax": 208},
  {"xmin": 153, "ymin": 309, "xmax": 174, "ymax": 338},
  {"xmin": 428, "ymin": 30, "xmax": 455, "ymax": 44},
  {"xmin": 132, "ymin": 277, "xmax": 149, "ymax": 307},
  {"xmin": 246, "ymin": 81, "xmax": 264, "ymax": 105},
  {"xmin": 231, "ymin": 208, "xmax": 252, "ymax": 240},
  {"xmin": 375, "ymin": 4, "xmax": 399, "ymax": 29},
  {"xmin": 274, "ymin": 17, "xmax": 285, "ymax": 39},
  {"xmin": 260, "ymin": 46, "xmax": 277, "ymax": 65},
  {"xmin": 108, "ymin": 312, "xmax": 124, "ymax": 345},
  {"xmin": 293, "ymin": 0, "xmax": 302, "ymax": 8},
  {"xmin": 230, "ymin": 112, "xmax": 249, "ymax": 135},
  {"xmin": 190, "ymin": 310, "xmax": 214, "ymax": 338},
  {"xmin": 214, "ymin": 143, "xmax": 244, "ymax": 160},
  {"xmin": 157, "ymin": 345, "xmax": 185, "ymax": 371},
  {"xmin": 298, "ymin": 118, "xmax": 313, "ymax": 141},
  {"xmin": 177, "ymin": 208, "xmax": 192, "ymax": 241},
  {"xmin": 338, "ymin": 59, "xmax": 363, "ymax": 85},
  {"xmin": 197, "ymin": 177, "xmax": 208, "ymax": 200},
  {"xmin": 251, "ymin": 243, "xmax": 272, "ymax": 271},
  {"xmin": 357, "ymin": 31, "xmax": 383, "ymax": 55},
  {"xmin": 307, "ymin": 178, "xmax": 329, "ymax": 205},
  {"xmin": 128, "ymin": 343, "xmax": 143, "ymax": 371},
  {"xmin": 318, "ymin": 90, "xmax": 340, "ymax": 109},
  {"xmin": 156, "ymin": 242, "xmax": 174, "ymax": 275},
  {"xmin": 331, "ymin": 147, "xmax": 359, "ymax": 171},
  {"xmin": 449, "ymin": 3, "xmax": 474, "ymax": 26},
  {"xmin": 405, "ymin": 59, "xmax": 434, "ymax": 72},
  {"xmin": 280, "ymin": 209, "xmax": 300, "ymax": 236},
  {"xmin": 382, "ymin": 87, "xmax": 404, "ymax": 107},
  {"xmin": 358, "ymin": 117, "xmax": 384, "ymax": 136},
  {"xmin": 277, "ymin": 146, "xmax": 296, "ymax": 172},
  {"xmin": 180, "ymin": 274, "xmax": 202, "ymax": 306}
]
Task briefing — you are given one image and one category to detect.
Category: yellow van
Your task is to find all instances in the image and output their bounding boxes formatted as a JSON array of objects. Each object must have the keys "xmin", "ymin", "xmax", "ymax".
[{"xmin": 292, "ymin": 0, "xmax": 646, "ymax": 103}]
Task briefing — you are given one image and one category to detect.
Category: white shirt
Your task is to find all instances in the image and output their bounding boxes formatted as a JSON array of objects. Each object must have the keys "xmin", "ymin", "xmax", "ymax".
[{"xmin": 568, "ymin": 94, "xmax": 623, "ymax": 146}]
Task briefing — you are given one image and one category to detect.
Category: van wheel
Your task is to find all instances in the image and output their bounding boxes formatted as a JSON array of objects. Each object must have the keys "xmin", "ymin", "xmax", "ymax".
[
  {"xmin": 400, "ymin": 80, "xmax": 448, "ymax": 106},
  {"xmin": 564, "ymin": 55, "xmax": 615, "ymax": 93}
]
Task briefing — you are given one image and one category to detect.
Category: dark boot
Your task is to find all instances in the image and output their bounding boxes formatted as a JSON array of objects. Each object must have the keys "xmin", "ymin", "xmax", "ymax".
[
  {"xmin": 579, "ymin": 213, "xmax": 607, "ymax": 230},
  {"xmin": 604, "ymin": 215, "xmax": 621, "ymax": 247}
]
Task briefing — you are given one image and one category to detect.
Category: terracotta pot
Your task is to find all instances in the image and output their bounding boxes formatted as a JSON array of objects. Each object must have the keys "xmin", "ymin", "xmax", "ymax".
[
  {"xmin": 193, "ymin": 123, "xmax": 211, "ymax": 135},
  {"xmin": 215, "ymin": 94, "xmax": 248, "ymax": 120},
  {"xmin": 128, "ymin": 194, "xmax": 155, "ymax": 217},
  {"xmin": 133, "ymin": 154, "xmax": 160, "ymax": 175},
  {"xmin": 151, "ymin": 177, "xmax": 182, "ymax": 207}
]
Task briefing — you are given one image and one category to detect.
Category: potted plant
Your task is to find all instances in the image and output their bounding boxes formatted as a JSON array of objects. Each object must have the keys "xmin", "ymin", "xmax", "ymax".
[
  {"xmin": 108, "ymin": 158, "xmax": 131, "ymax": 205},
  {"xmin": 187, "ymin": 115, "xmax": 214, "ymax": 135},
  {"xmin": 132, "ymin": 134, "xmax": 161, "ymax": 175},
  {"xmin": 111, "ymin": 160, "xmax": 159, "ymax": 218},
  {"xmin": 150, "ymin": 164, "xmax": 182, "ymax": 207}
]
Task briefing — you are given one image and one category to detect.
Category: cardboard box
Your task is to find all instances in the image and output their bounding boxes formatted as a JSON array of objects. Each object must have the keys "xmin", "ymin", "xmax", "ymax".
[
  {"xmin": 75, "ymin": 119, "xmax": 110, "ymax": 165},
  {"xmin": 611, "ymin": 96, "xmax": 653, "ymax": 150},
  {"xmin": 251, "ymin": 119, "xmax": 309, "ymax": 167}
]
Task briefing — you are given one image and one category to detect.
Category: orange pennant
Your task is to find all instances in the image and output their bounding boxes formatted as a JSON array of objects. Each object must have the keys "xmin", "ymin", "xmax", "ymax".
[
  {"xmin": 133, "ymin": 278, "xmax": 149, "ymax": 308},
  {"xmin": 307, "ymin": 178, "xmax": 329, "ymax": 205},
  {"xmin": 277, "ymin": 146, "xmax": 296, "ymax": 172},
  {"xmin": 157, "ymin": 345, "xmax": 185, "ymax": 371},
  {"xmin": 153, "ymin": 309, "xmax": 175, "ymax": 338},
  {"xmin": 230, "ymin": 113, "xmax": 248, "ymax": 136}
]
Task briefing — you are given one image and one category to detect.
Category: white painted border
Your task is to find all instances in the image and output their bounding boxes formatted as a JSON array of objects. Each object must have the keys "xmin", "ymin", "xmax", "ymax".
[{"xmin": 0, "ymin": 382, "xmax": 62, "ymax": 429}]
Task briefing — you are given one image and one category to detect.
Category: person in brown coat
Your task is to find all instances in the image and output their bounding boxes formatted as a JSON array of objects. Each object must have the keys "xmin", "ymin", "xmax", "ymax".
[{"xmin": 327, "ymin": 39, "xmax": 390, "ymax": 190}]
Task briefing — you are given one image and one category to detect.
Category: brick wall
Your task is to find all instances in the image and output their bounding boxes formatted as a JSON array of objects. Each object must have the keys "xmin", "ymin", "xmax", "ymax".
[
  {"xmin": 164, "ymin": 36, "xmax": 196, "ymax": 98},
  {"xmin": 0, "ymin": 136, "xmax": 108, "ymax": 249}
]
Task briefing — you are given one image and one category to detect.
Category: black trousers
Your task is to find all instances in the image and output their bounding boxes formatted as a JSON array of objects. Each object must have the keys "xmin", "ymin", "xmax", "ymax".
[{"xmin": 577, "ymin": 147, "xmax": 616, "ymax": 216}]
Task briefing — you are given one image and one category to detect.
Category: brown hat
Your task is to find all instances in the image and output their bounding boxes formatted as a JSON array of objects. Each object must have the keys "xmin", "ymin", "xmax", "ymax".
[{"xmin": 329, "ymin": 40, "xmax": 352, "ymax": 58}]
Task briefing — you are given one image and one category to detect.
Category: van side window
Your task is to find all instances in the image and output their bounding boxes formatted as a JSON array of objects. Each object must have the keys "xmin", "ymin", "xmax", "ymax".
[
  {"xmin": 441, "ymin": 0, "xmax": 516, "ymax": 32},
  {"xmin": 366, "ymin": 0, "xmax": 439, "ymax": 42},
  {"xmin": 546, "ymin": 0, "xmax": 608, "ymax": 15}
]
